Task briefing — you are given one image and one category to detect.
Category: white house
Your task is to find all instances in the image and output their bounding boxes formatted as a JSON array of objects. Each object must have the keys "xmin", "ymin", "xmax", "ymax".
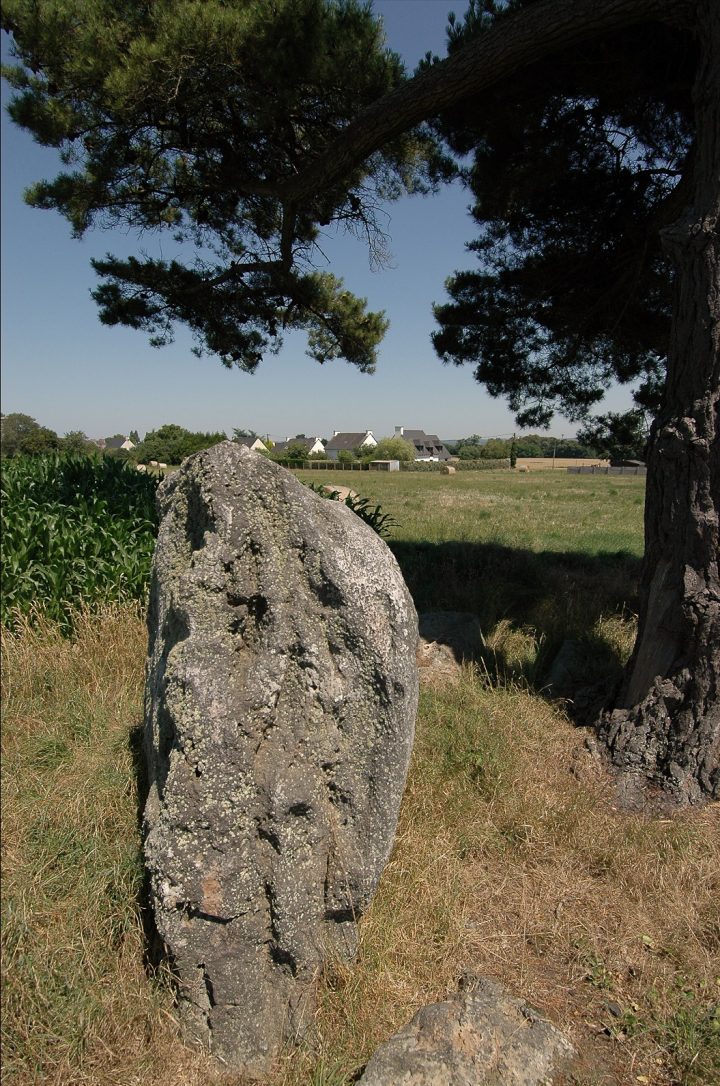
[
  {"xmin": 94, "ymin": 435, "xmax": 136, "ymax": 451},
  {"xmin": 272, "ymin": 434, "xmax": 326, "ymax": 457},
  {"xmin": 235, "ymin": 436, "xmax": 269, "ymax": 453},
  {"xmin": 325, "ymin": 430, "xmax": 377, "ymax": 460}
]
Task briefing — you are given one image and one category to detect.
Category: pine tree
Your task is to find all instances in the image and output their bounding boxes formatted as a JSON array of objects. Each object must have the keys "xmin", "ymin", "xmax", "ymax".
[{"xmin": 3, "ymin": 0, "xmax": 718, "ymax": 802}]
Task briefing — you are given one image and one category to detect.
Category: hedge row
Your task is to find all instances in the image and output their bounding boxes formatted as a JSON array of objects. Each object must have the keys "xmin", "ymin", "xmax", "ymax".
[
  {"xmin": 286, "ymin": 458, "xmax": 512, "ymax": 472},
  {"xmin": 400, "ymin": 459, "xmax": 511, "ymax": 472}
]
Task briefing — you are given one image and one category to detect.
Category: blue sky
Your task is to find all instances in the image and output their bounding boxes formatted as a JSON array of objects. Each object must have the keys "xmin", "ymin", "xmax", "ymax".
[{"xmin": 1, "ymin": 1, "xmax": 634, "ymax": 442}]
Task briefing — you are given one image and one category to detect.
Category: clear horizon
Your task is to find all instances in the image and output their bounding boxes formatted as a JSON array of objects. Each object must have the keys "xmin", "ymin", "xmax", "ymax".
[{"xmin": 1, "ymin": 1, "xmax": 637, "ymax": 443}]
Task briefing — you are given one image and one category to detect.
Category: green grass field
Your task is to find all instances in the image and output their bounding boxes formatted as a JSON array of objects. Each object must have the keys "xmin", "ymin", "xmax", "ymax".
[
  {"xmin": 300, "ymin": 469, "xmax": 645, "ymax": 692},
  {"xmin": 3, "ymin": 468, "xmax": 718, "ymax": 1086},
  {"xmin": 297, "ymin": 468, "xmax": 645, "ymax": 554}
]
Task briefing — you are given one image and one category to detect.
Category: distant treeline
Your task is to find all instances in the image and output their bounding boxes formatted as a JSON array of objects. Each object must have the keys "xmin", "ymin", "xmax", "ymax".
[
  {"xmin": 0, "ymin": 416, "xmax": 229, "ymax": 464},
  {"xmin": 2, "ymin": 416, "xmax": 609, "ymax": 466},
  {"xmin": 447, "ymin": 435, "xmax": 597, "ymax": 460}
]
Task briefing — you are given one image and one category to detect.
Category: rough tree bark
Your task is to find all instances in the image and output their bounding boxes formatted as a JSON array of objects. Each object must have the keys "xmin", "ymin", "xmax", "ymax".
[
  {"xmin": 597, "ymin": 0, "xmax": 719, "ymax": 804},
  {"xmin": 279, "ymin": 0, "xmax": 718, "ymax": 804}
]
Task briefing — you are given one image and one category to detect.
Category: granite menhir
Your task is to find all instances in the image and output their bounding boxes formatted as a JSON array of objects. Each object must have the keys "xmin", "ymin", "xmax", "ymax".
[{"xmin": 143, "ymin": 442, "xmax": 418, "ymax": 1075}]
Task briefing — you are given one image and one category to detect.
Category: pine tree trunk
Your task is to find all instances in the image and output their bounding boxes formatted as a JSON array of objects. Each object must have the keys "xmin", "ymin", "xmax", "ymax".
[{"xmin": 597, "ymin": 0, "xmax": 719, "ymax": 804}]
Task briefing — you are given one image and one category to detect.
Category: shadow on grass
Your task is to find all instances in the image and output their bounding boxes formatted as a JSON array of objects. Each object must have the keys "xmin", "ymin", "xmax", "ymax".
[
  {"xmin": 128, "ymin": 719, "xmax": 166, "ymax": 972},
  {"xmin": 391, "ymin": 539, "xmax": 641, "ymax": 709}
]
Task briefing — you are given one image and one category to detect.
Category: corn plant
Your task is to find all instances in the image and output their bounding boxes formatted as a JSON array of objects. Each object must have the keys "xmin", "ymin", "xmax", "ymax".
[{"xmin": 1, "ymin": 453, "xmax": 161, "ymax": 631}]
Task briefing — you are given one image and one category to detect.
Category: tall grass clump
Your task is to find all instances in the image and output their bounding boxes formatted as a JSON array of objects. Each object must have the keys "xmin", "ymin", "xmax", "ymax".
[
  {"xmin": 1, "ymin": 606, "xmax": 205, "ymax": 1086},
  {"xmin": 1, "ymin": 454, "xmax": 160, "ymax": 631}
]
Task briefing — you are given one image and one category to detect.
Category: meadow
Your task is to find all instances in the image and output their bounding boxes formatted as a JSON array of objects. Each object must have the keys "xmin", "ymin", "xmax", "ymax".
[{"xmin": 2, "ymin": 467, "xmax": 718, "ymax": 1086}]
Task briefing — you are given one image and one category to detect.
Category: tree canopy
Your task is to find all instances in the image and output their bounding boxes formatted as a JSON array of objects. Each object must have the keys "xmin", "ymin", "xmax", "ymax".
[
  {"xmin": 2, "ymin": 0, "xmax": 710, "ymax": 456},
  {"xmin": 429, "ymin": 0, "xmax": 694, "ymax": 427},
  {"xmin": 1, "ymin": 412, "xmax": 60, "ymax": 456},
  {"xmin": 3, "ymin": 0, "xmax": 683, "ymax": 415},
  {"xmin": 3, "ymin": 0, "xmax": 718, "ymax": 800},
  {"xmin": 132, "ymin": 424, "xmax": 226, "ymax": 465},
  {"xmin": 2, "ymin": 0, "xmax": 441, "ymax": 373},
  {"xmin": 576, "ymin": 411, "xmax": 650, "ymax": 462},
  {"xmin": 365, "ymin": 436, "xmax": 417, "ymax": 462},
  {"xmin": 453, "ymin": 434, "xmax": 596, "ymax": 459},
  {"xmin": 1, "ymin": 413, "xmax": 41, "ymax": 456}
]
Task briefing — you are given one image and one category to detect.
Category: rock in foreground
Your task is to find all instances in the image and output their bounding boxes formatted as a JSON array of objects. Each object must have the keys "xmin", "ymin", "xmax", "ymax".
[
  {"xmin": 417, "ymin": 611, "xmax": 483, "ymax": 685},
  {"xmin": 143, "ymin": 443, "xmax": 418, "ymax": 1074},
  {"xmin": 357, "ymin": 975, "xmax": 575, "ymax": 1085}
]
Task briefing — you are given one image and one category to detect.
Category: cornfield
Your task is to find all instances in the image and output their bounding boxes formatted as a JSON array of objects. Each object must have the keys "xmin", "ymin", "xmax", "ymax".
[{"xmin": 1, "ymin": 454, "xmax": 160, "ymax": 630}]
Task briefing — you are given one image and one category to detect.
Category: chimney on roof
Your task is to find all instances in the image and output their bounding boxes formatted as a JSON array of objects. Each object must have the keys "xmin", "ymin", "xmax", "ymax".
[
  {"xmin": 395, "ymin": 426, "xmax": 404, "ymax": 436},
  {"xmin": 333, "ymin": 430, "xmax": 339, "ymax": 436}
]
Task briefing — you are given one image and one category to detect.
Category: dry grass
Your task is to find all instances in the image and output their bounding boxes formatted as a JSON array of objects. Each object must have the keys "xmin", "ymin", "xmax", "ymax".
[
  {"xmin": 2, "ymin": 605, "xmax": 718, "ymax": 1086},
  {"xmin": 1, "ymin": 606, "xmax": 220, "ymax": 1086},
  {"xmin": 276, "ymin": 674, "xmax": 719, "ymax": 1086},
  {"xmin": 1, "ymin": 474, "xmax": 716, "ymax": 1084}
]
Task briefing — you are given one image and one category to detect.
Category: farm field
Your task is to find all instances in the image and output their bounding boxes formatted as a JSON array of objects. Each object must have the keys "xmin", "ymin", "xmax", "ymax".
[
  {"xmin": 2, "ymin": 467, "xmax": 718, "ymax": 1086},
  {"xmin": 515, "ymin": 456, "xmax": 608, "ymax": 470},
  {"xmin": 297, "ymin": 466, "xmax": 645, "ymax": 552},
  {"xmin": 300, "ymin": 468, "xmax": 645, "ymax": 685}
]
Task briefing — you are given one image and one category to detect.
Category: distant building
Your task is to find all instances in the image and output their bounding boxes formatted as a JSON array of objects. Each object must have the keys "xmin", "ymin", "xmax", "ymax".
[
  {"xmin": 325, "ymin": 430, "xmax": 377, "ymax": 460},
  {"xmin": 273, "ymin": 434, "xmax": 326, "ymax": 457},
  {"xmin": 235, "ymin": 436, "xmax": 268, "ymax": 453},
  {"xmin": 394, "ymin": 427, "xmax": 451, "ymax": 462},
  {"xmin": 95, "ymin": 435, "xmax": 136, "ymax": 451}
]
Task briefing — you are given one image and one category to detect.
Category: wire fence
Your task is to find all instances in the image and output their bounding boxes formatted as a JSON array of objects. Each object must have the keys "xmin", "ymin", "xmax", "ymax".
[{"xmin": 567, "ymin": 465, "xmax": 647, "ymax": 476}]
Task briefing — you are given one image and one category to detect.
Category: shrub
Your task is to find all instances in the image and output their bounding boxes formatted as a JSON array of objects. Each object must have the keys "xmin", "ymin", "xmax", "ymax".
[
  {"xmin": 363, "ymin": 436, "xmax": 416, "ymax": 462},
  {"xmin": 400, "ymin": 459, "xmax": 510, "ymax": 471},
  {"xmin": 1, "ymin": 454, "xmax": 160, "ymax": 631},
  {"xmin": 306, "ymin": 483, "xmax": 397, "ymax": 538}
]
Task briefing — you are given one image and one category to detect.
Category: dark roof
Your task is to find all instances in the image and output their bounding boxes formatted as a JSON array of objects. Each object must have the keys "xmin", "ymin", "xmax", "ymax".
[
  {"xmin": 104, "ymin": 436, "xmax": 127, "ymax": 449},
  {"xmin": 326, "ymin": 432, "xmax": 373, "ymax": 452},
  {"xmin": 399, "ymin": 429, "xmax": 451, "ymax": 459},
  {"xmin": 274, "ymin": 436, "xmax": 320, "ymax": 452}
]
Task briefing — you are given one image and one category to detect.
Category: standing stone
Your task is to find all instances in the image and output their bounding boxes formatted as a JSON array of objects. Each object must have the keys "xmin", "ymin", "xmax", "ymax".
[{"xmin": 143, "ymin": 442, "xmax": 418, "ymax": 1075}]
